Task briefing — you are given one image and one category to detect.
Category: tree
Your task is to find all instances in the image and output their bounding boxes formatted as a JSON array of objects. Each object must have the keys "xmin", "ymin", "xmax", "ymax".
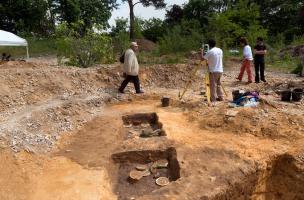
[
  {"xmin": 142, "ymin": 18, "xmax": 165, "ymax": 42},
  {"xmin": 0, "ymin": 0, "xmax": 50, "ymax": 35},
  {"xmin": 253, "ymin": 0, "xmax": 303, "ymax": 42},
  {"xmin": 183, "ymin": 0, "xmax": 234, "ymax": 28},
  {"xmin": 56, "ymin": 21, "xmax": 114, "ymax": 67},
  {"xmin": 121, "ymin": 0, "xmax": 166, "ymax": 39},
  {"xmin": 110, "ymin": 17, "xmax": 129, "ymax": 36},
  {"xmin": 78, "ymin": 0, "xmax": 117, "ymax": 31},
  {"xmin": 208, "ymin": 0, "xmax": 267, "ymax": 47},
  {"xmin": 165, "ymin": 4, "xmax": 184, "ymax": 26},
  {"xmin": 53, "ymin": 0, "xmax": 118, "ymax": 34},
  {"xmin": 53, "ymin": 0, "xmax": 80, "ymax": 24}
]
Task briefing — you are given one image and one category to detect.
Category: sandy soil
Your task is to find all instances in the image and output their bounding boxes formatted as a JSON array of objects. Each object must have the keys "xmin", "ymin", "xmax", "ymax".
[{"xmin": 0, "ymin": 59, "xmax": 303, "ymax": 200}]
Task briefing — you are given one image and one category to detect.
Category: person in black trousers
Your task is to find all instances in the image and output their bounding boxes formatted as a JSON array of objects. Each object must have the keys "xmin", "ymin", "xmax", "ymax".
[
  {"xmin": 119, "ymin": 74, "xmax": 141, "ymax": 93},
  {"xmin": 118, "ymin": 42, "xmax": 143, "ymax": 94},
  {"xmin": 253, "ymin": 37, "xmax": 267, "ymax": 83}
]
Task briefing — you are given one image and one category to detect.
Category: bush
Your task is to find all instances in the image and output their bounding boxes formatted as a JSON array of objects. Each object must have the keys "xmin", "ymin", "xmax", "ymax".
[
  {"xmin": 158, "ymin": 19, "xmax": 202, "ymax": 55},
  {"xmin": 113, "ymin": 31, "xmax": 130, "ymax": 54},
  {"xmin": 142, "ymin": 18, "xmax": 166, "ymax": 42},
  {"xmin": 56, "ymin": 21, "xmax": 114, "ymax": 67},
  {"xmin": 207, "ymin": 0, "xmax": 267, "ymax": 48},
  {"xmin": 291, "ymin": 60, "xmax": 304, "ymax": 75}
]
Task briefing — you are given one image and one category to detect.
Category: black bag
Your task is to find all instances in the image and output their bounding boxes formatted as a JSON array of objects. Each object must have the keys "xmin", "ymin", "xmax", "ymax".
[{"xmin": 119, "ymin": 52, "xmax": 125, "ymax": 63}]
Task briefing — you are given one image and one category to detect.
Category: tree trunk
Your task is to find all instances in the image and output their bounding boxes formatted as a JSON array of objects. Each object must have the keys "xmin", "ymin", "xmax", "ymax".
[
  {"xmin": 47, "ymin": 0, "xmax": 56, "ymax": 32},
  {"xmin": 128, "ymin": 0, "xmax": 135, "ymax": 40}
]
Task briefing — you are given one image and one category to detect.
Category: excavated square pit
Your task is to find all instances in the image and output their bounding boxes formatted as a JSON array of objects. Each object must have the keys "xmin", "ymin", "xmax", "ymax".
[
  {"xmin": 122, "ymin": 113, "xmax": 166, "ymax": 139},
  {"xmin": 111, "ymin": 147, "xmax": 180, "ymax": 200},
  {"xmin": 220, "ymin": 154, "xmax": 304, "ymax": 200}
]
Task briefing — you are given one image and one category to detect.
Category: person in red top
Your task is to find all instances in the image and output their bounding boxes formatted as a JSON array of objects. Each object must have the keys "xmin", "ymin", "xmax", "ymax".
[{"xmin": 253, "ymin": 37, "xmax": 267, "ymax": 83}]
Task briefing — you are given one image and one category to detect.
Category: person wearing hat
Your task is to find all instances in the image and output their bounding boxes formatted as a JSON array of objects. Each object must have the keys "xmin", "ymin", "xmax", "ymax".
[{"xmin": 119, "ymin": 42, "xmax": 144, "ymax": 94}]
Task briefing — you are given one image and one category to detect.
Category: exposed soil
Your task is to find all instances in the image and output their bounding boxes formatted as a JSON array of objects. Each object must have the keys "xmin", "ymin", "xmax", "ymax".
[
  {"xmin": 122, "ymin": 113, "xmax": 166, "ymax": 138},
  {"xmin": 112, "ymin": 148, "xmax": 180, "ymax": 200},
  {"xmin": 0, "ymin": 59, "xmax": 303, "ymax": 200}
]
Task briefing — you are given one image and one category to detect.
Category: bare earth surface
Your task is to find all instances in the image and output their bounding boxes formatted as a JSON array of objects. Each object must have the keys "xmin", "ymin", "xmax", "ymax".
[{"xmin": 0, "ymin": 60, "xmax": 303, "ymax": 200}]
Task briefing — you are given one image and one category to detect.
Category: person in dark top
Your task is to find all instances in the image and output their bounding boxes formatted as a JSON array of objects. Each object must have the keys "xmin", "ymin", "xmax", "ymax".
[{"xmin": 253, "ymin": 37, "xmax": 267, "ymax": 83}]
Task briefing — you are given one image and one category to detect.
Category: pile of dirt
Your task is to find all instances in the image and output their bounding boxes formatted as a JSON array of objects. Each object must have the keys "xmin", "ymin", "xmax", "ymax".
[
  {"xmin": 0, "ymin": 61, "xmax": 39, "ymax": 69},
  {"xmin": 135, "ymin": 39, "xmax": 157, "ymax": 52},
  {"xmin": 194, "ymin": 106, "xmax": 304, "ymax": 140},
  {"xmin": 141, "ymin": 64, "xmax": 200, "ymax": 89},
  {"xmin": 0, "ymin": 63, "xmax": 198, "ymax": 113}
]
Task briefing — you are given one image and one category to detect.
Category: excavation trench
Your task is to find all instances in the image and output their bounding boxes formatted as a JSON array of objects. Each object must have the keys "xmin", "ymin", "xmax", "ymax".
[
  {"xmin": 219, "ymin": 153, "xmax": 304, "ymax": 200},
  {"xmin": 122, "ymin": 112, "xmax": 166, "ymax": 139},
  {"xmin": 0, "ymin": 101, "xmax": 303, "ymax": 200},
  {"xmin": 250, "ymin": 154, "xmax": 304, "ymax": 200},
  {"xmin": 110, "ymin": 112, "xmax": 179, "ymax": 200},
  {"xmin": 112, "ymin": 148, "xmax": 180, "ymax": 200}
]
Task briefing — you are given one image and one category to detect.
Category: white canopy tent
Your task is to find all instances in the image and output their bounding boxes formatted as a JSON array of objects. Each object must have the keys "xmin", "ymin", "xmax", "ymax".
[{"xmin": 0, "ymin": 30, "xmax": 29, "ymax": 59}]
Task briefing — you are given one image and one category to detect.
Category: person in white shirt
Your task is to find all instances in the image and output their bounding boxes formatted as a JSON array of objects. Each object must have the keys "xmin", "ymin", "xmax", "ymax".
[
  {"xmin": 201, "ymin": 39, "xmax": 224, "ymax": 102},
  {"xmin": 119, "ymin": 42, "xmax": 143, "ymax": 94},
  {"xmin": 237, "ymin": 37, "xmax": 253, "ymax": 83}
]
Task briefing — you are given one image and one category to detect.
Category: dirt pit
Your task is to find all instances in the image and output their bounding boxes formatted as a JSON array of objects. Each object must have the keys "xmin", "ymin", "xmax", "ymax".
[
  {"xmin": 122, "ymin": 113, "xmax": 166, "ymax": 139},
  {"xmin": 251, "ymin": 153, "xmax": 304, "ymax": 200},
  {"xmin": 112, "ymin": 148, "xmax": 180, "ymax": 200}
]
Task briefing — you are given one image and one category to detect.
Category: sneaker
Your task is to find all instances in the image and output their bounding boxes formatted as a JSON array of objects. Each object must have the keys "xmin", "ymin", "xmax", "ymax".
[
  {"xmin": 246, "ymin": 81, "xmax": 253, "ymax": 84},
  {"xmin": 261, "ymin": 79, "xmax": 267, "ymax": 82},
  {"xmin": 136, "ymin": 91, "xmax": 144, "ymax": 94},
  {"xmin": 255, "ymin": 81, "xmax": 260, "ymax": 84},
  {"xmin": 236, "ymin": 77, "xmax": 241, "ymax": 81}
]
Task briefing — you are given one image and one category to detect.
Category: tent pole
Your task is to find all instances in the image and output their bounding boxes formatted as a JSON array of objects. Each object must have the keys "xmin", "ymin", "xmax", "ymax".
[{"xmin": 26, "ymin": 46, "xmax": 29, "ymax": 60}]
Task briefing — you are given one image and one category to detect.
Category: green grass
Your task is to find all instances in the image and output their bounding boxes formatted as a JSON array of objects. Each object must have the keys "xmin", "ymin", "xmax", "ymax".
[
  {"xmin": 266, "ymin": 49, "xmax": 300, "ymax": 72},
  {"xmin": 0, "ymin": 38, "xmax": 57, "ymax": 59},
  {"xmin": 267, "ymin": 59, "xmax": 299, "ymax": 72}
]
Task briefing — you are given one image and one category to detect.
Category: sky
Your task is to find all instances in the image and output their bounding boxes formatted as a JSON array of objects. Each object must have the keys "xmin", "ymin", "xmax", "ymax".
[{"xmin": 109, "ymin": 0, "xmax": 188, "ymax": 26}]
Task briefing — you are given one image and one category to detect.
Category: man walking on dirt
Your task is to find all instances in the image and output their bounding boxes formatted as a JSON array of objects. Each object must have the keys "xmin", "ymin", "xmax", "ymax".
[
  {"xmin": 119, "ymin": 42, "xmax": 144, "ymax": 94},
  {"xmin": 254, "ymin": 37, "xmax": 267, "ymax": 83},
  {"xmin": 201, "ymin": 39, "xmax": 224, "ymax": 102}
]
